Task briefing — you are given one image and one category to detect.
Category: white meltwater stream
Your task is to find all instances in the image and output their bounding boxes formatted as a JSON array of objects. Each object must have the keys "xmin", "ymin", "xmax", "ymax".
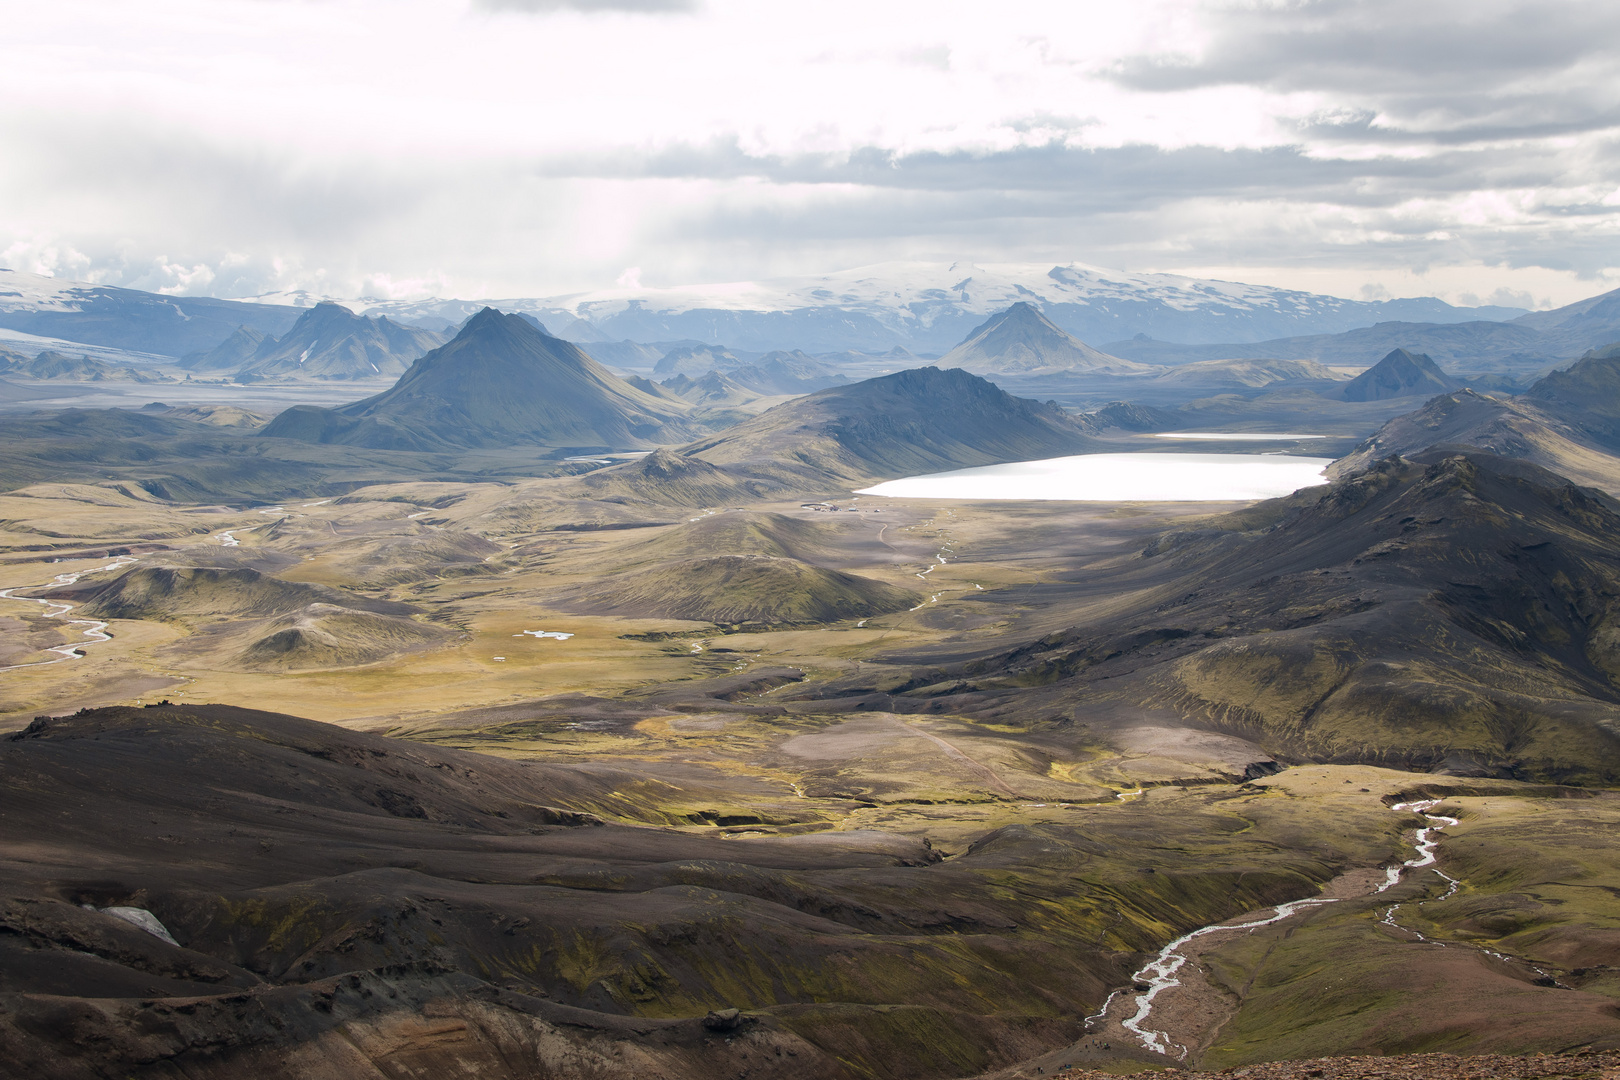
[
  {"xmin": 1114, "ymin": 797, "xmax": 1460, "ymax": 1059},
  {"xmin": 0, "ymin": 558, "xmax": 139, "ymax": 672},
  {"xmin": 855, "ymin": 452, "xmax": 1331, "ymax": 502}
]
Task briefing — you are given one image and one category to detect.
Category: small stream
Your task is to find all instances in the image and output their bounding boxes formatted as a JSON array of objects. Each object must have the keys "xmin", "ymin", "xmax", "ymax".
[{"xmin": 0, "ymin": 558, "xmax": 138, "ymax": 673}]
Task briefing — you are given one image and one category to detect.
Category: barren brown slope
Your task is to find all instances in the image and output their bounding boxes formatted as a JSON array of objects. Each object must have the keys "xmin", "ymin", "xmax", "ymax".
[
  {"xmin": 2, "ymin": 704, "xmax": 1398, "ymax": 1080},
  {"xmin": 1332, "ymin": 346, "xmax": 1620, "ymax": 492},
  {"xmin": 572, "ymin": 447, "xmax": 769, "ymax": 506},
  {"xmin": 1329, "ymin": 389, "xmax": 1620, "ymax": 492}
]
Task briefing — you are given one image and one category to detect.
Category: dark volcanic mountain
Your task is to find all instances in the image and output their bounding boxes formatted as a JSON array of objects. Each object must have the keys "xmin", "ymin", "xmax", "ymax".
[
  {"xmin": 1335, "ymin": 348, "xmax": 1459, "ymax": 401},
  {"xmin": 939, "ymin": 302, "xmax": 1146, "ymax": 375},
  {"xmin": 1332, "ymin": 343, "xmax": 1620, "ymax": 492},
  {"xmin": 817, "ymin": 453, "xmax": 1620, "ymax": 783},
  {"xmin": 678, "ymin": 365, "xmax": 1101, "ymax": 487},
  {"xmin": 1327, "ymin": 390, "xmax": 1619, "ymax": 489},
  {"xmin": 234, "ymin": 302, "xmax": 446, "ymax": 380},
  {"xmin": 260, "ymin": 308, "xmax": 702, "ymax": 451}
]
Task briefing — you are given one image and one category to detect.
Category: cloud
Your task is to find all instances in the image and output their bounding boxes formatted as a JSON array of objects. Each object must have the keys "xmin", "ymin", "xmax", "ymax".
[
  {"xmin": 1105, "ymin": 0, "xmax": 1620, "ymax": 144},
  {"xmin": 1108, "ymin": 0, "xmax": 1620, "ymax": 92},
  {"xmin": 471, "ymin": 0, "xmax": 696, "ymax": 12},
  {"xmin": 1, "ymin": 0, "xmax": 1616, "ymax": 308}
]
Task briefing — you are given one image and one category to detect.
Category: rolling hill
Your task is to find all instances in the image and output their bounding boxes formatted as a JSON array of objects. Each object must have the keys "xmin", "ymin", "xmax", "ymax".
[
  {"xmin": 61, "ymin": 563, "xmax": 454, "ymax": 670},
  {"xmin": 678, "ymin": 365, "xmax": 1102, "ymax": 487},
  {"xmin": 561, "ymin": 553, "xmax": 918, "ymax": 625}
]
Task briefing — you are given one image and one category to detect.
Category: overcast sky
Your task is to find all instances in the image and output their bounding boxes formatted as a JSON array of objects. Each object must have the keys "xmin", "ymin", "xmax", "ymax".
[{"xmin": 4, "ymin": 0, "xmax": 1618, "ymax": 307}]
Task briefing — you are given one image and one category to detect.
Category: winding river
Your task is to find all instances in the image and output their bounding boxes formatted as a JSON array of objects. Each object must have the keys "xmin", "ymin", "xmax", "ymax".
[
  {"xmin": 0, "ymin": 558, "xmax": 138, "ymax": 673},
  {"xmin": 1094, "ymin": 796, "xmax": 1462, "ymax": 1060}
]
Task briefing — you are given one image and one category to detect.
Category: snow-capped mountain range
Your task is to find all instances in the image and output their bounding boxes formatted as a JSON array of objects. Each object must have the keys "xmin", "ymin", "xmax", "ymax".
[
  {"xmin": 232, "ymin": 262, "xmax": 1529, "ymax": 355},
  {"xmin": 0, "ymin": 261, "xmax": 1531, "ymax": 360}
]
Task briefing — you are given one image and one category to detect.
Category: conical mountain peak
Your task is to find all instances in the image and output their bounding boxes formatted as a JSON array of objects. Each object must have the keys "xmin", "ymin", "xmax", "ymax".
[
  {"xmin": 939, "ymin": 302, "xmax": 1145, "ymax": 375},
  {"xmin": 1338, "ymin": 347, "xmax": 1458, "ymax": 401},
  {"xmin": 262, "ymin": 306, "xmax": 701, "ymax": 451}
]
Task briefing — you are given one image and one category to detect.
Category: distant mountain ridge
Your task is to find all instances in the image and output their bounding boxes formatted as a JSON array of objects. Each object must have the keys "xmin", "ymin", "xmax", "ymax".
[
  {"xmin": 229, "ymin": 261, "xmax": 1535, "ymax": 354},
  {"xmin": 187, "ymin": 302, "xmax": 446, "ymax": 380},
  {"xmin": 15, "ymin": 262, "xmax": 1616, "ymax": 373},
  {"xmin": 0, "ymin": 268, "xmax": 300, "ymax": 357},
  {"xmin": 1105, "ymin": 288, "xmax": 1620, "ymax": 374},
  {"xmin": 0, "ymin": 348, "xmax": 172, "ymax": 384}
]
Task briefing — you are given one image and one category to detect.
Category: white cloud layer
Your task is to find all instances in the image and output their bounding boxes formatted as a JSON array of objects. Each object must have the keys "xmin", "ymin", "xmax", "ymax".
[{"xmin": 1, "ymin": 0, "xmax": 1617, "ymax": 306}]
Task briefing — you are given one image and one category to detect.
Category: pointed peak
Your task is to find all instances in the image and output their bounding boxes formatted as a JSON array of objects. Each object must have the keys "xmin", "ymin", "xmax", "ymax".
[
  {"xmin": 301, "ymin": 300, "xmax": 359, "ymax": 319},
  {"xmin": 464, "ymin": 306, "xmax": 507, "ymax": 327},
  {"xmin": 452, "ymin": 306, "xmax": 540, "ymax": 342},
  {"xmin": 1373, "ymin": 348, "xmax": 1443, "ymax": 372}
]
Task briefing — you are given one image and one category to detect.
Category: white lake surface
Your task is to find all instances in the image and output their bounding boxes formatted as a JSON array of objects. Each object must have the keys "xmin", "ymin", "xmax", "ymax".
[
  {"xmin": 855, "ymin": 452, "xmax": 1333, "ymax": 502},
  {"xmin": 1150, "ymin": 432, "xmax": 1326, "ymax": 441}
]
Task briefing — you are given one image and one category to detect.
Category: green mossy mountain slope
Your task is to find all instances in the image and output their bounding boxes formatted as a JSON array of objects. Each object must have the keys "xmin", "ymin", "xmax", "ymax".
[
  {"xmin": 260, "ymin": 309, "xmax": 702, "ymax": 451},
  {"xmin": 822, "ymin": 453, "xmax": 1620, "ymax": 782}
]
